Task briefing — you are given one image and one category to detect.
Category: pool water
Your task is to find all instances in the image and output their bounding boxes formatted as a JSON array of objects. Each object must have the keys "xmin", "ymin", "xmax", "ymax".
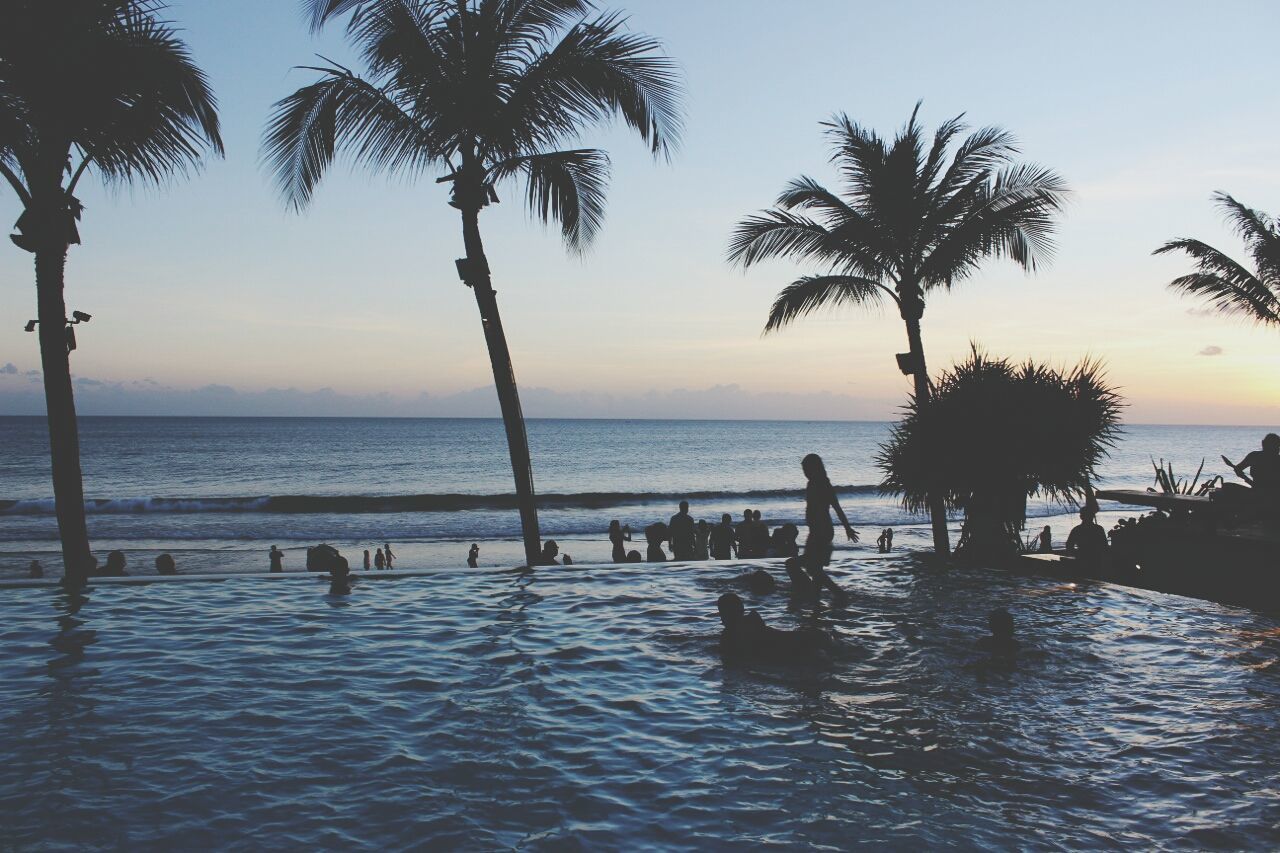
[{"xmin": 2, "ymin": 558, "xmax": 1278, "ymax": 849}]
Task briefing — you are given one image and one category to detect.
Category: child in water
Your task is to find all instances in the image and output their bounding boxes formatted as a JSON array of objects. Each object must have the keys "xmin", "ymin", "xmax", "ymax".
[{"xmin": 799, "ymin": 453, "xmax": 858, "ymax": 603}]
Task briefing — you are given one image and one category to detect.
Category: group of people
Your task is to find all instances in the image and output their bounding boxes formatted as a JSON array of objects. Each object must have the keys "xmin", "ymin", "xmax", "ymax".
[
  {"xmin": 65, "ymin": 550, "xmax": 180, "ymax": 578},
  {"xmin": 609, "ymin": 506, "xmax": 806, "ymax": 564}
]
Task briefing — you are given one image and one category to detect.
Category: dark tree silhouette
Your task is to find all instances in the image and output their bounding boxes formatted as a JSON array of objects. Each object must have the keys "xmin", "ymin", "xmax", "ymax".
[
  {"xmin": 1155, "ymin": 192, "xmax": 1280, "ymax": 326},
  {"xmin": 876, "ymin": 347, "xmax": 1122, "ymax": 561},
  {"xmin": 1, "ymin": 0, "xmax": 222, "ymax": 584},
  {"xmin": 728, "ymin": 104, "xmax": 1069, "ymax": 557},
  {"xmin": 267, "ymin": 0, "xmax": 682, "ymax": 565}
]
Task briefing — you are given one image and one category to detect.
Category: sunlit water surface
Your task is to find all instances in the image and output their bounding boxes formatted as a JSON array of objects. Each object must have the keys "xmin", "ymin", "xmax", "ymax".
[{"xmin": 2, "ymin": 558, "xmax": 1279, "ymax": 849}]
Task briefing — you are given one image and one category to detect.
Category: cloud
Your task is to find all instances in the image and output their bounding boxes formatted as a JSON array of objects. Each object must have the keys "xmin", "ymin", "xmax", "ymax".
[
  {"xmin": 1186, "ymin": 307, "xmax": 1218, "ymax": 318},
  {"xmin": 0, "ymin": 363, "xmax": 15, "ymax": 375},
  {"xmin": 0, "ymin": 375, "xmax": 897, "ymax": 420},
  {"xmin": 1198, "ymin": 345, "xmax": 1224, "ymax": 356}
]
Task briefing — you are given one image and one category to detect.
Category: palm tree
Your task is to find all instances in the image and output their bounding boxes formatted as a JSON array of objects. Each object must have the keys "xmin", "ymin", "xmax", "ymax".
[
  {"xmin": 1155, "ymin": 192, "xmax": 1280, "ymax": 325},
  {"xmin": 728, "ymin": 105, "xmax": 1069, "ymax": 557},
  {"xmin": 876, "ymin": 347, "xmax": 1122, "ymax": 561},
  {"xmin": 266, "ymin": 0, "xmax": 682, "ymax": 565},
  {"xmin": 1, "ymin": 0, "xmax": 222, "ymax": 584}
]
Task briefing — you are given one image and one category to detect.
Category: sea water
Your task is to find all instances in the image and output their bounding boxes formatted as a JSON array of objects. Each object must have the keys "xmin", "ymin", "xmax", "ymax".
[
  {"xmin": 1, "ymin": 558, "xmax": 1278, "ymax": 847},
  {"xmin": 0, "ymin": 417, "xmax": 1267, "ymax": 575}
]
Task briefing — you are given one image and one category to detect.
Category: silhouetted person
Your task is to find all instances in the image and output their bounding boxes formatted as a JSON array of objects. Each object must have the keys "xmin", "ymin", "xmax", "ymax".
[
  {"xmin": 876, "ymin": 528, "xmax": 889, "ymax": 553},
  {"xmin": 749, "ymin": 510, "xmax": 770, "ymax": 558},
  {"xmin": 975, "ymin": 608, "xmax": 1020, "ymax": 654},
  {"xmin": 467, "ymin": 543, "xmax": 479, "ymax": 568},
  {"xmin": 784, "ymin": 557, "xmax": 819, "ymax": 600},
  {"xmin": 269, "ymin": 545, "xmax": 284, "ymax": 573},
  {"xmin": 363, "ymin": 549, "xmax": 371, "ymax": 571},
  {"xmin": 694, "ymin": 520, "xmax": 710, "ymax": 560},
  {"xmin": 745, "ymin": 568, "xmax": 777, "ymax": 595},
  {"xmin": 800, "ymin": 453, "xmax": 858, "ymax": 604},
  {"xmin": 608, "ymin": 519, "xmax": 631, "ymax": 563},
  {"xmin": 384, "ymin": 543, "xmax": 395, "ymax": 568},
  {"xmin": 1037, "ymin": 525, "xmax": 1052, "ymax": 553},
  {"xmin": 374, "ymin": 548, "xmax": 386, "ymax": 570},
  {"xmin": 717, "ymin": 592, "xmax": 831, "ymax": 662},
  {"xmin": 100, "ymin": 550, "xmax": 127, "ymax": 577},
  {"xmin": 669, "ymin": 501, "xmax": 695, "ymax": 560},
  {"xmin": 735, "ymin": 510, "xmax": 754, "ymax": 557},
  {"xmin": 155, "ymin": 553, "xmax": 176, "ymax": 575},
  {"xmin": 645, "ymin": 522, "xmax": 669, "ymax": 562},
  {"xmin": 626, "ymin": 550, "xmax": 642, "ymax": 563},
  {"xmin": 884, "ymin": 527, "xmax": 893, "ymax": 551},
  {"xmin": 709, "ymin": 513, "xmax": 736, "ymax": 560},
  {"xmin": 769, "ymin": 523, "xmax": 799, "ymax": 558},
  {"xmin": 329, "ymin": 555, "xmax": 352, "ymax": 595},
  {"xmin": 29, "ymin": 560, "xmax": 42, "ymax": 579},
  {"xmin": 1065, "ymin": 509, "xmax": 1108, "ymax": 567},
  {"xmin": 1223, "ymin": 433, "xmax": 1280, "ymax": 507},
  {"xmin": 536, "ymin": 539, "xmax": 566, "ymax": 566}
]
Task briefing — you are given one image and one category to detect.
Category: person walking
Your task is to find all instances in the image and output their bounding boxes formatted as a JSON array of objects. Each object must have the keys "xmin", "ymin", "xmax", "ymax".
[{"xmin": 798, "ymin": 453, "xmax": 858, "ymax": 604}]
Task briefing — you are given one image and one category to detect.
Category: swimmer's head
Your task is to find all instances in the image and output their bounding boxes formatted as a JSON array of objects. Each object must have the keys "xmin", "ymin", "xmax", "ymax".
[
  {"xmin": 721, "ymin": 513, "xmax": 732, "ymax": 524},
  {"xmin": 1264, "ymin": 433, "xmax": 1280, "ymax": 452},
  {"xmin": 742, "ymin": 509, "xmax": 751, "ymax": 520},
  {"xmin": 543, "ymin": 540, "xmax": 559, "ymax": 558},
  {"xmin": 988, "ymin": 608, "xmax": 1014, "ymax": 639},
  {"xmin": 752, "ymin": 510, "xmax": 761, "ymax": 521},
  {"xmin": 626, "ymin": 550, "xmax": 642, "ymax": 562},
  {"xmin": 746, "ymin": 569, "xmax": 776, "ymax": 595},
  {"xmin": 717, "ymin": 592, "xmax": 745, "ymax": 627},
  {"xmin": 679, "ymin": 500, "xmax": 689, "ymax": 513}
]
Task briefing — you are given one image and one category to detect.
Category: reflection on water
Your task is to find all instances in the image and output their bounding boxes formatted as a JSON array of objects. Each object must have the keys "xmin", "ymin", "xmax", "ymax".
[{"xmin": 1, "ymin": 559, "xmax": 1278, "ymax": 848}]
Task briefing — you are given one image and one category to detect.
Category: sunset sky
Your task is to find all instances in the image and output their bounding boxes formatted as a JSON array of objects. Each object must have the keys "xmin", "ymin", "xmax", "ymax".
[{"xmin": 1, "ymin": 0, "xmax": 1277, "ymax": 423}]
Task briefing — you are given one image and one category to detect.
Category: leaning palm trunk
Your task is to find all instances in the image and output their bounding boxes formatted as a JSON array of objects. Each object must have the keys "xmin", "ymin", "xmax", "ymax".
[
  {"xmin": 900, "ymin": 299, "xmax": 950, "ymax": 557},
  {"xmin": 458, "ymin": 201, "xmax": 541, "ymax": 565},
  {"xmin": 34, "ymin": 243, "xmax": 92, "ymax": 584}
]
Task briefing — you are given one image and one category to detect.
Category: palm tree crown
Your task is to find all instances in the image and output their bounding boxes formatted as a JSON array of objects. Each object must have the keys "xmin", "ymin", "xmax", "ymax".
[
  {"xmin": 728, "ymin": 104, "xmax": 1069, "ymax": 330},
  {"xmin": 265, "ymin": 0, "xmax": 682, "ymax": 246},
  {"xmin": 1, "ymin": 0, "xmax": 223, "ymax": 236},
  {"xmin": 1155, "ymin": 192, "xmax": 1280, "ymax": 326}
]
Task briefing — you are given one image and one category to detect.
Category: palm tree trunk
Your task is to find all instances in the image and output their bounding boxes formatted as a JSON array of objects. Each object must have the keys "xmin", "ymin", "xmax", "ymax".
[
  {"xmin": 34, "ymin": 246, "xmax": 93, "ymax": 585},
  {"xmin": 903, "ymin": 313, "xmax": 951, "ymax": 558},
  {"xmin": 457, "ymin": 205, "xmax": 542, "ymax": 566}
]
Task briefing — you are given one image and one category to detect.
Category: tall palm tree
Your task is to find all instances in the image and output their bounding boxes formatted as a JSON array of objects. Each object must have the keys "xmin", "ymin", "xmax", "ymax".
[
  {"xmin": 1, "ymin": 0, "xmax": 222, "ymax": 584},
  {"xmin": 728, "ymin": 105, "xmax": 1069, "ymax": 557},
  {"xmin": 1155, "ymin": 192, "xmax": 1280, "ymax": 325},
  {"xmin": 266, "ymin": 0, "xmax": 681, "ymax": 565}
]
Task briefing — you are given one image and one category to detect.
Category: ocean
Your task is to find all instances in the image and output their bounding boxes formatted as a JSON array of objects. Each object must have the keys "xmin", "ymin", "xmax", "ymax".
[{"xmin": 0, "ymin": 416, "xmax": 1267, "ymax": 576}]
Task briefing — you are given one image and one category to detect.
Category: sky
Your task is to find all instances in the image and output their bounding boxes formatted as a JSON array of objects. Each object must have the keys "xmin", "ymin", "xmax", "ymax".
[{"xmin": 1, "ymin": 0, "xmax": 1278, "ymax": 424}]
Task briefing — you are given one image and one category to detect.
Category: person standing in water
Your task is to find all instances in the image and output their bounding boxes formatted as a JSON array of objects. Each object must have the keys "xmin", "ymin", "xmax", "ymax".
[
  {"xmin": 467, "ymin": 544, "xmax": 479, "ymax": 568},
  {"xmin": 384, "ymin": 543, "xmax": 395, "ymax": 568},
  {"xmin": 799, "ymin": 453, "xmax": 858, "ymax": 603},
  {"xmin": 269, "ymin": 545, "xmax": 284, "ymax": 573},
  {"xmin": 608, "ymin": 520, "xmax": 631, "ymax": 563},
  {"xmin": 693, "ymin": 519, "xmax": 711, "ymax": 560},
  {"xmin": 363, "ymin": 549, "xmax": 371, "ymax": 571},
  {"xmin": 669, "ymin": 501, "xmax": 695, "ymax": 561},
  {"xmin": 374, "ymin": 548, "xmax": 385, "ymax": 570},
  {"xmin": 1036, "ymin": 525, "xmax": 1052, "ymax": 553},
  {"xmin": 709, "ymin": 513, "xmax": 736, "ymax": 560}
]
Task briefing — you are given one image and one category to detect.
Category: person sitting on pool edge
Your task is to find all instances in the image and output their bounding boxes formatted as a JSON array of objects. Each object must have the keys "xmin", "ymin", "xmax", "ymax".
[
  {"xmin": 1065, "ymin": 508, "xmax": 1108, "ymax": 567},
  {"xmin": 975, "ymin": 608, "xmax": 1020, "ymax": 654},
  {"xmin": 717, "ymin": 592, "xmax": 832, "ymax": 662}
]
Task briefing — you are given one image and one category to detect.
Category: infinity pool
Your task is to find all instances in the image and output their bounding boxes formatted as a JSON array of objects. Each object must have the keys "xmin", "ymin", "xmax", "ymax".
[{"xmin": 2, "ymin": 558, "xmax": 1278, "ymax": 848}]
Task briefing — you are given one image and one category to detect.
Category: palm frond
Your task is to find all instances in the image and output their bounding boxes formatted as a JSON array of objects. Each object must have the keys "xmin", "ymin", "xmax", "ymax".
[
  {"xmin": 490, "ymin": 147, "xmax": 609, "ymax": 249},
  {"xmin": 1155, "ymin": 237, "xmax": 1280, "ymax": 325},
  {"xmin": 263, "ymin": 66, "xmax": 437, "ymax": 210},
  {"xmin": 763, "ymin": 274, "xmax": 892, "ymax": 334}
]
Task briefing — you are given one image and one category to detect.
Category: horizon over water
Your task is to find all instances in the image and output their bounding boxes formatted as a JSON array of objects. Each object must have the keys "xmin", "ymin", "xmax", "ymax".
[{"xmin": 0, "ymin": 415, "xmax": 1270, "ymax": 576}]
